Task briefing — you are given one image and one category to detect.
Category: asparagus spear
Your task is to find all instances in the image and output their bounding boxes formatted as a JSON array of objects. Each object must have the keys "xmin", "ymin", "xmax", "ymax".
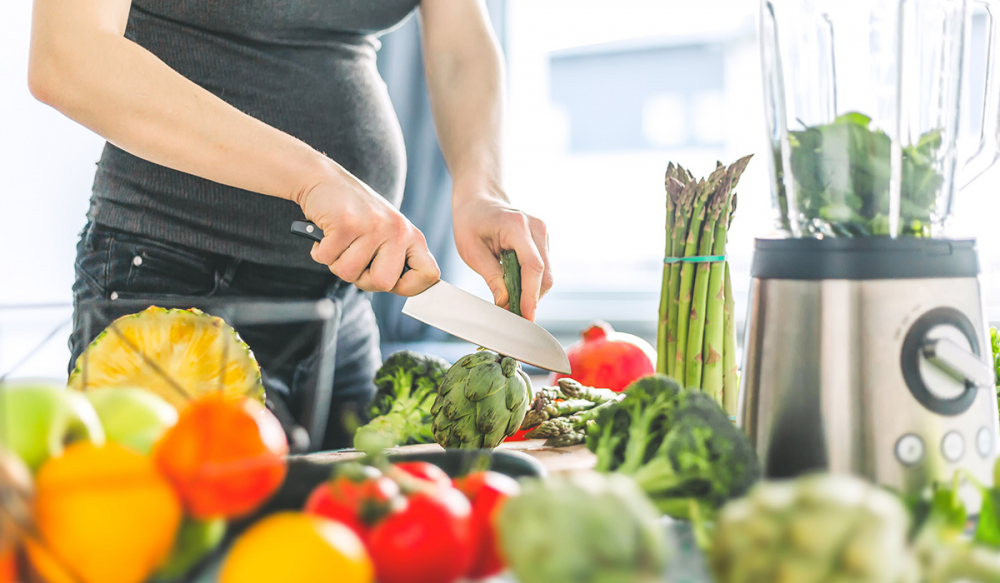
[
  {"xmin": 525, "ymin": 416, "xmax": 576, "ymax": 439},
  {"xmin": 702, "ymin": 156, "xmax": 752, "ymax": 401},
  {"xmin": 658, "ymin": 165, "xmax": 679, "ymax": 375},
  {"xmin": 684, "ymin": 171, "xmax": 725, "ymax": 389},
  {"xmin": 544, "ymin": 398, "xmax": 597, "ymax": 418},
  {"xmin": 675, "ymin": 167, "xmax": 726, "ymax": 383},
  {"xmin": 722, "ymin": 261, "xmax": 739, "ymax": 417},
  {"xmin": 556, "ymin": 378, "xmax": 618, "ymax": 405},
  {"xmin": 544, "ymin": 431, "xmax": 587, "ymax": 448},
  {"xmin": 665, "ymin": 173, "xmax": 694, "ymax": 377}
]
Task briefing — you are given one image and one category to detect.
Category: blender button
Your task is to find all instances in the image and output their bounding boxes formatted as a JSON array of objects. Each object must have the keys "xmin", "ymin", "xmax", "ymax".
[
  {"xmin": 895, "ymin": 434, "xmax": 924, "ymax": 466},
  {"xmin": 942, "ymin": 431, "xmax": 965, "ymax": 462},
  {"xmin": 977, "ymin": 427, "xmax": 994, "ymax": 458}
]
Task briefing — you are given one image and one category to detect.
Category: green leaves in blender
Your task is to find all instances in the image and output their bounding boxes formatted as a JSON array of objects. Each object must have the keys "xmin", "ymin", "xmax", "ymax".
[{"xmin": 783, "ymin": 112, "xmax": 943, "ymax": 237}]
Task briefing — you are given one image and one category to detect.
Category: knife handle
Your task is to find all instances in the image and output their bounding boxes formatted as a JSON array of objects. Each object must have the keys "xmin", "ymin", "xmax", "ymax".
[
  {"xmin": 291, "ymin": 220, "xmax": 411, "ymax": 275},
  {"xmin": 291, "ymin": 220, "xmax": 324, "ymax": 243}
]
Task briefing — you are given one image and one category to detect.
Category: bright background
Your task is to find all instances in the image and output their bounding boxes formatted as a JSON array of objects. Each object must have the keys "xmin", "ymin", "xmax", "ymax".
[{"xmin": 4, "ymin": 0, "xmax": 1000, "ymax": 378}]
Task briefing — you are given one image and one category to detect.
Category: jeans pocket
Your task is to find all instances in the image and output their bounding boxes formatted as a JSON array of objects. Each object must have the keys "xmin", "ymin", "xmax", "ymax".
[{"xmin": 111, "ymin": 237, "xmax": 218, "ymax": 298}]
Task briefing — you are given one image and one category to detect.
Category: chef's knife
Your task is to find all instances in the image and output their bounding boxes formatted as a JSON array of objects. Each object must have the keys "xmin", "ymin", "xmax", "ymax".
[{"xmin": 291, "ymin": 220, "xmax": 571, "ymax": 373}]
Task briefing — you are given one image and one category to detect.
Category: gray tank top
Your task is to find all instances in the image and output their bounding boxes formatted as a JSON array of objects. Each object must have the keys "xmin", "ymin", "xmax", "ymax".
[{"xmin": 89, "ymin": 0, "xmax": 420, "ymax": 272}]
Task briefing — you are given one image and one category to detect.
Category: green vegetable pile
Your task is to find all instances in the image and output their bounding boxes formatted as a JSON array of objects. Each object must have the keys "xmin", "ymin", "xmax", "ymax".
[
  {"xmin": 710, "ymin": 472, "xmax": 1000, "ymax": 583},
  {"xmin": 781, "ymin": 112, "xmax": 943, "ymax": 237},
  {"xmin": 586, "ymin": 374, "xmax": 760, "ymax": 522},
  {"xmin": 353, "ymin": 350, "xmax": 450, "ymax": 451},
  {"xmin": 497, "ymin": 472, "xmax": 669, "ymax": 583},
  {"xmin": 658, "ymin": 156, "xmax": 750, "ymax": 415},
  {"xmin": 519, "ymin": 378, "xmax": 625, "ymax": 448}
]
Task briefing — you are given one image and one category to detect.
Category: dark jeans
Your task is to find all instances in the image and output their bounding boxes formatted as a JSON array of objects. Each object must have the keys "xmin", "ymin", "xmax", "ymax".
[{"xmin": 69, "ymin": 222, "xmax": 381, "ymax": 450}]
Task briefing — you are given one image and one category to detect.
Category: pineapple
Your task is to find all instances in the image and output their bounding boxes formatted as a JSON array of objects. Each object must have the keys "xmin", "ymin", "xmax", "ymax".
[{"xmin": 68, "ymin": 307, "xmax": 265, "ymax": 408}]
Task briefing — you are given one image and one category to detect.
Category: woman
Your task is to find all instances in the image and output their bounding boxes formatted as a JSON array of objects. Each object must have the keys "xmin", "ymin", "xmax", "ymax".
[{"xmin": 28, "ymin": 0, "xmax": 553, "ymax": 449}]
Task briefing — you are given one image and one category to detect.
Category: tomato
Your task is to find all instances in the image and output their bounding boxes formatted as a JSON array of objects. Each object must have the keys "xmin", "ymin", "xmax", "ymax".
[
  {"xmin": 393, "ymin": 461, "xmax": 451, "ymax": 489},
  {"xmin": 153, "ymin": 394, "xmax": 288, "ymax": 520},
  {"xmin": 304, "ymin": 464, "xmax": 401, "ymax": 543},
  {"xmin": 454, "ymin": 471, "xmax": 521, "ymax": 579},
  {"xmin": 367, "ymin": 487, "xmax": 474, "ymax": 583},
  {"xmin": 503, "ymin": 427, "xmax": 532, "ymax": 442}
]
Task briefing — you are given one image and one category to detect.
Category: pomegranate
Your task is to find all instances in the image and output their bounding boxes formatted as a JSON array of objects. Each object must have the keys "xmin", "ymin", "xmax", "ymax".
[{"xmin": 550, "ymin": 321, "xmax": 656, "ymax": 392}]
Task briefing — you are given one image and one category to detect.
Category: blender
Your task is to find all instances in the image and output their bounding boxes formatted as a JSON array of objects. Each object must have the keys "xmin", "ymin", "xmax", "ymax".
[{"xmin": 741, "ymin": 0, "xmax": 1000, "ymax": 507}]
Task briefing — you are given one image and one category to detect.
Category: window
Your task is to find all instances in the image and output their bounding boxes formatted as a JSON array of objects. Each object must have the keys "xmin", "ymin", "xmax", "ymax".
[
  {"xmin": 449, "ymin": 0, "xmax": 766, "ymax": 354},
  {"xmin": 446, "ymin": 0, "xmax": 1000, "ymax": 363}
]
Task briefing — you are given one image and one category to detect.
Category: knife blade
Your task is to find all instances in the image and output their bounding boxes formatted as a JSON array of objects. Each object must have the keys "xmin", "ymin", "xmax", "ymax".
[{"xmin": 290, "ymin": 220, "xmax": 571, "ymax": 373}]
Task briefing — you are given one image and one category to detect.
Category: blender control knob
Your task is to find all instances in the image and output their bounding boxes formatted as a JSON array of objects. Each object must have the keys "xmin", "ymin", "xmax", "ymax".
[
  {"xmin": 922, "ymin": 334, "xmax": 994, "ymax": 389},
  {"xmin": 901, "ymin": 309, "xmax": 982, "ymax": 416},
  {"xmin": 977, "ymin": 427, "xmax": 994, "ymax": 458},
  {"xmin": 941, "ymin": 431, "xmax": 965, "ymax": 462},
  {"xmin": 895, "ymin": 434, "xmax": 925, "ymax": 465}
]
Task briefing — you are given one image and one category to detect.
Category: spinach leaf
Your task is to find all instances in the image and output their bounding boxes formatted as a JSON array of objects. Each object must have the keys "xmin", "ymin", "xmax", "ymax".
[{"xmin": 780, "ymin": 112, "xmax": 943, "ymax": 237}]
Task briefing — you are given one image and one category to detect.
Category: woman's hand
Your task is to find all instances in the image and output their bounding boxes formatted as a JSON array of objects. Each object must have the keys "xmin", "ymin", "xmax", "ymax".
[
  {"xmin": 452, "ymin": 189, "xmax": 553, "ymax": 321},
  {"xmin": 298, "ymin": 168, "xmax": 441, "ymax": 296}
]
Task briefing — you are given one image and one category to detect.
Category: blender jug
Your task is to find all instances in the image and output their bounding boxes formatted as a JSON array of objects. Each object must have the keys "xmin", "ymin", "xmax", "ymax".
[
  {"xmin": 742, "ymin": 0, "xmax": 1000, "ymax": 503},
  {"xmin": 760, "ymin": 0, "xmax": 1000, "ymax": 238}
]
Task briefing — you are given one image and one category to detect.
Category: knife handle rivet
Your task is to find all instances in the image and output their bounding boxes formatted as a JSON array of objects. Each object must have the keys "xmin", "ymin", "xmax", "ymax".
[{"xmin": 305, "ymin": 224, "xmax": 315, "ymax": 234}]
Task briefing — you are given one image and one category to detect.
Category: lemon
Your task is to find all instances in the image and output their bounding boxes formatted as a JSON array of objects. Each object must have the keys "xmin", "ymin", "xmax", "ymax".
[{"xmin": 220, "ymin": 512, "xmax": 373, "ymax": 583}]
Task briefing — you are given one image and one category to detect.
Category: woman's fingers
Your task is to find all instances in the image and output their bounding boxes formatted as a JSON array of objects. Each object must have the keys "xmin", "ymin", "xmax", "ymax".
[
  {"xmin": 528, "ymin": 215, "xmax": 554, "ymax": 299},
  {"xmin": 309, "ymin": 224, "xmax": 358, "ymax": 268},
  {"xmin": 328, "ymin": 236, "xmax": 378, "ymax": 283},
  {"xmin": 461, "ymin": 240, "xmax": 509, "ymax": 308},
  {"xmin": 355, "ymin": 240, "xmax": 407, "ymax": 293},
  {"xmin": 392, "ymin": 244, "xmax": 441, "ymax": 296}
]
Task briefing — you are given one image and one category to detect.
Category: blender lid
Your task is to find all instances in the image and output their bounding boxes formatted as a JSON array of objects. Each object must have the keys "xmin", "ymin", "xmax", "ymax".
[{"xmin": 750, "ymin": 237, "xmax": 979, "ymax": 280}]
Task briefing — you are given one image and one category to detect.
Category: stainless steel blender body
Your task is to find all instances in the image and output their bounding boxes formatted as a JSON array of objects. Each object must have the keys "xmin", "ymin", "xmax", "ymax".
[{"xmin": 739, "ymin": 237, "xmax": 998, "ymax": 507}]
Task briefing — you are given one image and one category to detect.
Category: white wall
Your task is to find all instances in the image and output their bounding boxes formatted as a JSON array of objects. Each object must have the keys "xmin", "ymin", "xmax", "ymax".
[
  {"xmin": 1, "ymin": 1, "xmax": 105, "ymax": 307},
  {"xmin": 1, "ymin": 2, "xmax": 104, "ymax": 378}
]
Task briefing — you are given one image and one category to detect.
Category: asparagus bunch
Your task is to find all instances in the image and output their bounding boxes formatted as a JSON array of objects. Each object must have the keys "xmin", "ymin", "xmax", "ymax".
[
  {"xmin": 519, "ymin": 379, "xmax": 624, "ymax": 447},
  {"xmin": 657, "ymin": 156, "xmax": 752, "ymax": 416},
  {"xmin": 523, "ymin": 394, "xmax": 625, "ymax": 446}
]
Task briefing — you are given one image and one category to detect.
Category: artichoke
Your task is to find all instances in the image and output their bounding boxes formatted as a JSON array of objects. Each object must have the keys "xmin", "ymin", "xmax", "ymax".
[
  {"xmin": 710, "ymin": 474, "xmax": 917, "ymax": 583},
  {"xmin": 497, "ymin": 472, "xmax": 669, "ymax": 583},
  {"xmin": 430, "ymin": 350, "xmax": 531, "ymax": 449}
]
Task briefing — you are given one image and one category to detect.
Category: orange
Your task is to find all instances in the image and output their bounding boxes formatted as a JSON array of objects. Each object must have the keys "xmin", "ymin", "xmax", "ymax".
[
  {"xmin": 25, "ymin": 442, "xmax": 181, "ymax": 583},
  {"xmin": 220, "ymin": 512, "xmax": 373, "ymax": 583},
  {"xmin": 153, "ymin": 394, "xmax": 288, "ymax": 519}
]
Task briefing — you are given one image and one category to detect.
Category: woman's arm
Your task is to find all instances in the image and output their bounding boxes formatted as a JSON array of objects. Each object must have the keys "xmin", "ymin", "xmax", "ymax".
[
  {"xmin": 419, "ymin": 0, "xmax": 553, "ymax": 321},
  {"xmin": 28, "ymin": 0, "xmax": 438, "ymax": 295}
]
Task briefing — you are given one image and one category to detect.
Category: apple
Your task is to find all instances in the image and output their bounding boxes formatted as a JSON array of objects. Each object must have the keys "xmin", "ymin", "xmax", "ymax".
[
  {"xmin": 152, "ymin": 516, "xmax": 227, "ymax": 581},
  {"xmin": 84, "ymin": 387, "xmax": 178, "ymax": 455},
  {"xmin": 0, "ymin": 381, "xmax": 104, "ymax": 471}
]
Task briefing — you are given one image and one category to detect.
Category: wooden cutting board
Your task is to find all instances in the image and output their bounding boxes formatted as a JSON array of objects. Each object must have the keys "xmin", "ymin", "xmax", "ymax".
[{"xmin": 308, "ymin": 439, "xmax": 597, "ymax": 474}]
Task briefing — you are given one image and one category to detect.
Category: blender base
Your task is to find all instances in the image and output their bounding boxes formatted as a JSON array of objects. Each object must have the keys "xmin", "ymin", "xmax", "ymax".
[{"xmin": 738, "ymin": 237, "xmax": 999, "ymax": 512}]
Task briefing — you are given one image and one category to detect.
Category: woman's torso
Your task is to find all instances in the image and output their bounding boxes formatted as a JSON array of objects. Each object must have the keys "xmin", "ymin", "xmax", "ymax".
[{"xmin": 89, "ymin": 0, "xmax": 420, "ymax": 272}]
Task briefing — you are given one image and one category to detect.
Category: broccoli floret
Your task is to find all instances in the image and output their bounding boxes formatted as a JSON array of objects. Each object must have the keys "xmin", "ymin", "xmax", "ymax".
[
  {"xmin": 370, "ymin": 350, "xmax": 450, "ymax": 417},
  {"xmin": 361, "ymin": 350, "xmax": 450, "ymax": 447},
  {"xmin": 586, "ymin": 374, "xmax": 760, "ymax": 520}
]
